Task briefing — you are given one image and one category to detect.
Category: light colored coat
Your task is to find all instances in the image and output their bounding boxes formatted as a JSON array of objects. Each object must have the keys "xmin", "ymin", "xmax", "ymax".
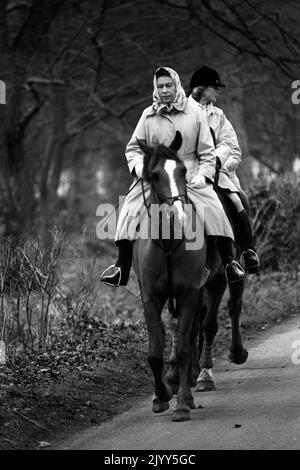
[
  {"xmin": 188, "ymin": 95, "xmax": 242, "ymax": 192},
  {"xmin": 115, "ymin": 100, "xmax": 234, "ymax": 242},
  {"xmin": 126, "ymin": 100, "xmax": 216, "ymax": 184}
]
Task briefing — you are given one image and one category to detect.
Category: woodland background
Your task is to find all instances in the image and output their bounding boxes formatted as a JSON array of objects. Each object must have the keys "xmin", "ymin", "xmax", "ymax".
[
  {"xmin": 0, "ymin": 0, "xmax": 300, "ymax": 243},
  {"xmin": 0, "ymin": 0, "xmax": 300, "ymax": 449}
]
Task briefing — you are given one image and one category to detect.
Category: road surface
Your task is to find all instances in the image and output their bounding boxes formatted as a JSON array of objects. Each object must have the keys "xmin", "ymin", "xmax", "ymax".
[{"xmin": 56, "ymin": 316, "xmax": 300, "ymax": 450}]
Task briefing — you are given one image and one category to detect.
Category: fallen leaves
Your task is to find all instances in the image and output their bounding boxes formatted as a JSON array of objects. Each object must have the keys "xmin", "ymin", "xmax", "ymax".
[{"xmin": 0, "ymin": 317, "xmax": 150, "ymax": 450}]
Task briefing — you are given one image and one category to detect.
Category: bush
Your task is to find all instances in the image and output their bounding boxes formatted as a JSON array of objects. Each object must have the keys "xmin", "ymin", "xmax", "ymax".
[
  {"xmin": 248, "ymin": 172, "xmax": 300, "ymax": 271},
  {"xmin": 0, "ymin": 229, "xmax": 143, "ymax": 361},
  {"xmin": 0, "ymin": 230, "xmax": 65, "ymax": 355}
]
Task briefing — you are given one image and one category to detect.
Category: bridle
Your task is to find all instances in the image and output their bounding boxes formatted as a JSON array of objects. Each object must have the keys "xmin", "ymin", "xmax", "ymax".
[
  {"xmin": 141, "ymin": 177, "xmax": 188, "ymax": 216},
  {"xmin": 157, "ymin": 194, "xmax": 188, "ymax": 205}
]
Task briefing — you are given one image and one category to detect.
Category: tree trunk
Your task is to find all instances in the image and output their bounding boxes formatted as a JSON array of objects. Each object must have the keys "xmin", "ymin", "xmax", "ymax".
[
  {"xmin": 0, "ymin": 0, "xmax": 67, "ymax": 239},
  {"xmin": 39, "ymin": 85, "xmax": 66, "ymax": 250},
  {"xmin": 223, "ymin": 74, "xmax": 253, "ymax": 190}
]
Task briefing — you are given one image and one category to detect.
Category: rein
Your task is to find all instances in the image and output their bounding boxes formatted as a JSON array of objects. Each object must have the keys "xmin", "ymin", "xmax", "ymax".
[{"xmin": 210, "ymin": 127, "xmax": 221, "ymax": 190}]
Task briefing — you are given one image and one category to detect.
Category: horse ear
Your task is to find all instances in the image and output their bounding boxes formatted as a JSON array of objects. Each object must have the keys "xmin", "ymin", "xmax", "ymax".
[
  {"xmin": 136, "ymin": 138, "xmax": 151, "ymax": 157},
  {"xmin": 170, "ymin": 131, "xmax": 182, "ymax": 152}
]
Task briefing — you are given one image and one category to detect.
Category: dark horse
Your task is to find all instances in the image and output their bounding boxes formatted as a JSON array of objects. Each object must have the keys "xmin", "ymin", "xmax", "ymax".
[
  {"xmin": 192, "ymin": 188, "xmax": 249, "ymax": 392},
  {"xmin": 132, "ymin": 131, "xmax": 248, "ymax": 421},
  {"xmin": 166, "ymin": 174, "xmax": 249, "ymax": 394}
]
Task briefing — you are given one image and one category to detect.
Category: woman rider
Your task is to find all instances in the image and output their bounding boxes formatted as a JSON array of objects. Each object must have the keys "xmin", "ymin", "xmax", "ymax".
[
  {"xmin": 100, "ymin": 66, "xmax": 246, "ymax": 286},
  {"xmin": 187, "ymin": 66, "xmax": 260, "ymax": 274}
]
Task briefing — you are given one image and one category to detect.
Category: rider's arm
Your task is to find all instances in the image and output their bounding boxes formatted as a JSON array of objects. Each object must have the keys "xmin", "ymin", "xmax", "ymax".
[
  {"xmin": 216, "ymin": 113, "xmax": 242, "ymax": 172},
  {"xmin": 196, "ymin": 109, "xmax": 216, "ymax": 183}
]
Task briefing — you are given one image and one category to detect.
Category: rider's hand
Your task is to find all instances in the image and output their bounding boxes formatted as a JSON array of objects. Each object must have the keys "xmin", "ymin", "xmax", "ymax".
[
  {"xmin": 190, "ymin": 174, "xmax": 206, "ymax": 189},
  {"xmin": 223, "ymin": 163, "xmax": 234, "ymax": 172},
  {"xmin": 134, "ymin": 162, "xmax": 144, "ymax": 179},
  {"xmin": 221, "ymin": 166, "xmax": 231, "ymax": 176}
]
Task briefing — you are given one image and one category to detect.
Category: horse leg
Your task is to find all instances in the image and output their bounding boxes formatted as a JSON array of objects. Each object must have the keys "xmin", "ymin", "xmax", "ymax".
[
  {"xmin": 195, "ymin": 274, "xmax": 227, "ymax": 392},
  {"xmin": 195, "ymin": 299, "xmax": 216, "ymax": 392},
  {"xmin": 228, "ymin": 280, "xmax": 248, "ymax": 364},
  {"xmin": 194, "ymin": 301, "xmax": 205, "ymax": 384},
  {"xmin": 166, "ymin": 316, "xmax": 180, "ymax": 394},
  {"xmin": 185, "ymin": 325, "xmax": 200, "ymax": 409},
  {"xmin": 185, "ymin": 370, "xmax": 196, "ymax": 410},
  {"xmin": 190, "ymin": 298, "xmax": 201, "ymax": 388},
  {"xmin": 172, "ymin": 291, "xmax": 198, "ymax": 422},
  {"xmin": 166, "ymin": 297, "xmax": 200, "ymax": 395},
  {"xmin": 143, "ymin": 299, "xmax": 173, "ymax": 413}
]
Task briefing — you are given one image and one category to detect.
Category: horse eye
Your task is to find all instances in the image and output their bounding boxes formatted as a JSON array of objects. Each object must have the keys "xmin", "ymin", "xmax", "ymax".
[{"xmin": 151, "ymin": 172, "xmax": 159, "ymax": 181}]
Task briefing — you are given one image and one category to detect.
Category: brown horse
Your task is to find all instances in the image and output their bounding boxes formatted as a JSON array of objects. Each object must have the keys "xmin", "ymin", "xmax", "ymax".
[
  {"xmin": 166, "ymin": 183, "xmax": 249, "ymax": 394},
  {"xmin": 133, "ymin": 131, "xmax": 209, "ymax": 422},
  {"xmin": 132, "ymin": 131, "xmax": 248, "ymax": 420}
]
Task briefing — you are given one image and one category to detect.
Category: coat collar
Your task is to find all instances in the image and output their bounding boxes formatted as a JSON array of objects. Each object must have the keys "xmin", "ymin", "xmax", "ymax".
[
  {"xmin": 145, "ymin": 102, "xmax": 188, "ymax": 118},
  {"xmin": 188, "ymin": 95, "xmax": 215, "ymax": 116}
]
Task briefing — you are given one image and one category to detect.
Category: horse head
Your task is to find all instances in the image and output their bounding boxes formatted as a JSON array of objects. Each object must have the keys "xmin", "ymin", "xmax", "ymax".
[{"xmin": 137, "ymin": 131, "xmax": 188, "ymax": 231}]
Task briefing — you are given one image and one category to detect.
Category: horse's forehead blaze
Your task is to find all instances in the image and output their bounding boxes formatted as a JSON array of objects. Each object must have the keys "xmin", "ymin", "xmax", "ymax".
[{"xmin": 164, "ymin": 160, "xmax": 179, "ymax": 196}]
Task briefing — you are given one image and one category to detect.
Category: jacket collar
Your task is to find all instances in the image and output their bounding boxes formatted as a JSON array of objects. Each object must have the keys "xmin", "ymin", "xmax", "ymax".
[
  {"xmin": 146, "ymin": 102, "xmax": 188, "ymax": 117},
  {"xmin": 188, "ymin": 95, "xmax": 215, "ymax": 116}
]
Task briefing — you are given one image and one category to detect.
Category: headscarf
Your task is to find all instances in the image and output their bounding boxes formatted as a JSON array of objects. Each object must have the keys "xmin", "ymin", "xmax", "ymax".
[{"xmin": 152, "ymin": 67, "xmax": 187, "ymax": 114}]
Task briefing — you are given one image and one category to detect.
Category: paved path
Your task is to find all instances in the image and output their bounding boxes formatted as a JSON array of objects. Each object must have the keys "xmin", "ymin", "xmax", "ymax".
[{"xmin": 57, "ymin": 316, "xmax": 300, "ymax": 450}]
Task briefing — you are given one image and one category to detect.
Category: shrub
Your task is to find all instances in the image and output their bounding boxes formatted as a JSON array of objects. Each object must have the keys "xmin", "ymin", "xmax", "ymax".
[
  {"xmin": 248, "ymin": 172, "xmax": 300, "ymax": 271},
  {"xmin": 0, "ymin": 229, "xmax": 65, "ymax": 355}
]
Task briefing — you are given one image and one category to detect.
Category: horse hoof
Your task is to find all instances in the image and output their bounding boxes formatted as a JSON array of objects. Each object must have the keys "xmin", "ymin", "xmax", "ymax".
[
  {"xmin": 195, "ymin": 380, "xmax": 216, "ymax": 392},
  {"xmin": 228, "ymin": 348, "xmax": 248, "ymax": 365},
  {"xmin": 186, "ymin": 398, "xmax": 196, "ymax": 409},
  {"xmin": 152, "ymin": 399, "xmax": 170, "ymax": 414},
  {"xmin": 195, "ymin": 368, "xmax": 216, "ymax": 392},
  {"xmin": 172, "ymin": 409, "xmax": 190, "ymax": 422}
]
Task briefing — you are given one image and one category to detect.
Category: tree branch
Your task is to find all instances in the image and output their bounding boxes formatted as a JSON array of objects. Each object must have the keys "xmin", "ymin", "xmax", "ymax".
[
  {"xmin": 11, "ymin": 0, "xmax": 70, "ymax": 55},
  {"xmin": 219, "ymin": 0, "xmax": 296, "ymax": 77},
  {"xmin": 0, "ymin": 0, "xmax": 8, "ymax": 53},
  {"xmin": 245, "ymin": 0, "xmax": 300, "ymax": 56},
  {"xmin": 40, "ymin": 19, "xmax": 87, "ymax": 78},
  {"xmin": 119, "ymin": 96, "xmax": 152, "ymax": 118},
  {"xmin": 155, "ymin": 0, "xmax": 188, "ymax": 8},
  {"xmin": 161, "ymin": 0, "xmax": 299, "ymax": 79},
  {"xmin": 19, "ymin": 81, "xmax": 43, "ymax": 136},
  {"xmin": 6, "ymin": 0, "xmax": 31, "ymax": 14},
  {"xmin": 249, "ymin": 150, "xmax": 283, "ymax": 175}
]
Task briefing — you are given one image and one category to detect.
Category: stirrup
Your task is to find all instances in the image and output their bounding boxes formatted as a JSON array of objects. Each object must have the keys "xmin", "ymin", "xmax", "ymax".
[
  {"xmin": 225, "ymin": 260, "xmax": 246, "ymax": 284},
  {"xmin": 240, "ymin": 249, "xmax": 260, "ymax": 272},
  {"xmin": 100, "ymin": 265, "xmax": 121, "ymax": 287}
]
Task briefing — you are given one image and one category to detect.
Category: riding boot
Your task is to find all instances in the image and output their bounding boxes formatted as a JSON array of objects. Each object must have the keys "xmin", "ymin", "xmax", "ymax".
[
  {"xmin": 216, "ymin": 236, "xmax": 246, "ymax": 284},
  {"xmin": 236, "ymin": 210, "xmax": 260, "ymax": 274},
  {"xmin": 100, "ymin": 240, "xmax": 133, "ymax": 287}
]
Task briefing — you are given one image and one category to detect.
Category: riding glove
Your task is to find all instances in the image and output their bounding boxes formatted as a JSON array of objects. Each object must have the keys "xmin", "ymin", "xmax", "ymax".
[
  {"xmin": 134, "ymin": 163, "xmax": 144, "ymax": 179},
  {"xmin": 190, "ymin": 174, "xmax": 206, "ymax": 189}
]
